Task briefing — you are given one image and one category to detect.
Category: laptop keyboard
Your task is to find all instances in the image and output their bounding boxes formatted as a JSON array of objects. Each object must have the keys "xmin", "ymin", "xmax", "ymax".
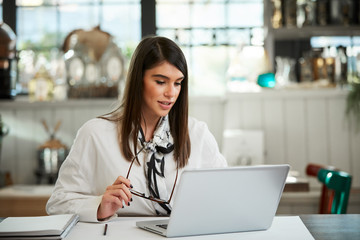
[{"xmin": 156, "ymin": 224, "xmax": 168, "ymax": 229}]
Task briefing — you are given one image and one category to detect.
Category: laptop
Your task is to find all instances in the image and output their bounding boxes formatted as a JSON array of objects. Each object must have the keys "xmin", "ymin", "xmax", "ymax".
[{"xmin": 136, "ymin": 164, "xmax": 290, "ymax": 238}]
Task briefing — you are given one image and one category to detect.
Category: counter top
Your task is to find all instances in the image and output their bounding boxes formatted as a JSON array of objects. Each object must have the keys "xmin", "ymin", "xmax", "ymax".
[{"xmin": 0, "ymin": 184, "xmax": 54, "ymax": 198}]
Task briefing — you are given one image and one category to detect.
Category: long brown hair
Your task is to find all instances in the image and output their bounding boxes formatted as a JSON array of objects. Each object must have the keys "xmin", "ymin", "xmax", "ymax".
[{"xmin": 101, "ymin": 36, "xmax": 191, "ymax": 168}]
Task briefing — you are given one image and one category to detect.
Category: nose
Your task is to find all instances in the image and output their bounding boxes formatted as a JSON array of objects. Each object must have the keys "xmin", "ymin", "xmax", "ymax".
[{"xmin": 164, "ymin": 84, "xmax": 176, "ymax": 98}]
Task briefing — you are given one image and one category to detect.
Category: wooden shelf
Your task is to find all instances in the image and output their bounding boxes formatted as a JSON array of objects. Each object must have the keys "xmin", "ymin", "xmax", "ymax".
[{"xmin": 269, "ymin": 25, "xmax": 360, "ymax": 40}]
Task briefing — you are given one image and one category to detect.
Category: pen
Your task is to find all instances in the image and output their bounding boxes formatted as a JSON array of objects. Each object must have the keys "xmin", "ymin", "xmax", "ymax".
[{"xmin": 103, "ymin": 223, "xmax": 108, "ymax": 236}]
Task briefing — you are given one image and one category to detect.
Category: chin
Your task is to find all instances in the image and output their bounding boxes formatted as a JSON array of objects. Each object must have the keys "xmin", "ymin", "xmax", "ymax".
[{"xmin": 158, "ymin": 110, "xmax": 171, "ymax": 117}]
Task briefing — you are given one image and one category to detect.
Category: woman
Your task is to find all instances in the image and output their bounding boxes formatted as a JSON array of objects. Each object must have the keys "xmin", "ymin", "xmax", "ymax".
[{"xmin": 46, "ymin": 36, "xmax": 227, "ymax": 222}]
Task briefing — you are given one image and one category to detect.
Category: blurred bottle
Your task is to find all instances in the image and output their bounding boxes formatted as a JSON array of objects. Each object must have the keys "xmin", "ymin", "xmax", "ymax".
[
  {"xmin": 297, "ymin": 0, "xmax": 317, "ymax": 27},
  {"xmin": 312, "ymin": 48, "xmax": 328, "ymax": 81},
  {"xmin": 17, "ymin": 50, "xmax": 35, "ymax": 94},
  {"xmin": 317, "ymin": 0, "xmax": 330, "ymax": 26},
  {"xmin": 271, "ymin": 0, "xmax": 283, "ymax": 28},
  {"xmin": 50, "ymin": 49, "xmax": 67, "ymax": 101},
  {"xmin": 64, "ymin": 35, "xmax": 85, "ymax": 88},
  {"xmin": 285, "ymin": 0, "xmax": 297, "ymax": 27},
  {"xmin": 341, "ymin": 0, "xmax": 353, "ymax": 25},
  {"xmin": 0, "ymin": 22, "xmax": 17, "ymax": 99},
  {"xmin": 28, "ymin": 55, "xmax": 54, "ymax": 102},
  {"xmin": 275, "ymin": 56, "xmax": 296, "ymax": 87},
  {"xmin": 347, "ymin": 46, "xmax": 359, "ymax": 84},
  {"xmin": 84, "ymin": 49, "xmax": 99, "ymax": 86},
  {"xmin": 299, "ymin": 52, "xmax": 313, "ymax": 82},
  {"xmin": 334, "ymin": 46, "xmax": 348, "ymax": 86},
  {"xmin": 329, "ymin": 0, "xmax": 342, "ymax": 24},
  {"xmin": 322, "ymin": 46, "xmax": 336, "ymax": 84}
]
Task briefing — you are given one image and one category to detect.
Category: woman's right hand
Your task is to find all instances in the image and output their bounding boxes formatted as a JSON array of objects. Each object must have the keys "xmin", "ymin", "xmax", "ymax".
[{"xmin": 97, "ymin": 176, "xmax": 133, "ymax": 221}]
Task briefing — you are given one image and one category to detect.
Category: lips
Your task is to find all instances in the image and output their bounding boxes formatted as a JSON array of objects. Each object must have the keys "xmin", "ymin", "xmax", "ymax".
[
  {"xmin": 159, "ymin": 101, "xmax": 172, "ymax": 106},
  {"xmin": 158, "ymin": 101, "xmax": 173, "ymax": 110}
]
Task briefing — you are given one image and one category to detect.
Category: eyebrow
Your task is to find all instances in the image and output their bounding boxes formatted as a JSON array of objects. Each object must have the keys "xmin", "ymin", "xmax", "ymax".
[{"xmin": 152, "ymin": 74, "xmax": 184, "ymax": 81}]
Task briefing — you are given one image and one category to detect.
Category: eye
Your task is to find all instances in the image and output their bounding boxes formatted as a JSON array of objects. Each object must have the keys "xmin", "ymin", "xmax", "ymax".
[
  {"xmin": 175, "ymin": 81, "xmax": 182, "ymax": 86},
  {"xmin": 155, "ymin": 80, "xmax": 165, "ymax": 85}
]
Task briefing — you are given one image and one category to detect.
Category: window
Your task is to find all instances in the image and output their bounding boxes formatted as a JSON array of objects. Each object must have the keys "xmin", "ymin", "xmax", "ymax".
[
  {"xmin": 14, "ymin": 0, "xmax": 141, "ymax": 93},
  {"xmin": 16, "ymin": 0, "xmax": 141, "ymax": 50},
  {"xmin": 4, "ymin": 0, "xmax": 264, "ymax": 96},
  {"xmin": 156, "ymin": 0, "xmax": 264, "ymax": 95},
  {"xmin": 0, "ymin": 1, "xmax": 2, "ymax": 21}
]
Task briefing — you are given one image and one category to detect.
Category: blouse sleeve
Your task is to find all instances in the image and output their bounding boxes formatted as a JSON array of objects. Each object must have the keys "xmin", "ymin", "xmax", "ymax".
[
  {"xmin": 189, "ymin": 118, "xmax": 228, "ymax": 168},
  {"xmin": 46, "ymin": 121, "xmax": 115, "ymax": 222}
]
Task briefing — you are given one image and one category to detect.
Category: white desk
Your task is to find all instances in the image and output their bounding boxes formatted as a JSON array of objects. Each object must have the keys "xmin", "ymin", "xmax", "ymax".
[{"xmin": 65, "ymin": 216, "xmax": 314, "ymax": 240}]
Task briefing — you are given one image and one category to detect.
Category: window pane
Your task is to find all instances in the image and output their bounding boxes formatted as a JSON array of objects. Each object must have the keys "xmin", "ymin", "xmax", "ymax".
[
  {"xmin": 251, "ymin": 27, "xmax": 264, "ymax": 46},
  {"xmin": 189, "ymin": 46, "xmax": 229, "ymax": 95},
  {"xmin": 192, "ymin": 29, "xmax": 213, "ymax": 46},
  {"xmin": 59, "ymin": 5, "xmax": 99, "ymax": 36},
  {"xmin": 156, "ymin": 3, "xmax": 190, "ymax": 28},
  {"xmin": 103, "ymin": 0, "xmax": 139, "ymax": 2},
  {"xmin": 58, "ymin": 0, "xmax": 96, "ymax": 4},
  {"xmin": 228, "ymin": 29, "xmax": 250, "ymax": 45},
  {"xmin": 157, "ymin": 0, "xmax": 226, "ymax": 3},
  {"xmin": 101, "ymin": 3, "xmax": 141, "ymax": 45},
  {"xmin": 17, "ymin": 0, "xmax": 57, "ymax": 6},
  {"xmin": 228, "ymin": 2, "xmax": 263, "ymax": 27},
  {"xmin": 157, "ymin": 29, "xmax": 176, "ymax": 41},
  {"xmin": 17, "ymin": 6, "xmax": 58, "ymax": 49},
  {"xmin": 191, "ymin": 3, "xmax": 225, "ymax": 28},
  {"xmin": 214, "ymin": 29, "xmax": 228, "ymax": 46}
]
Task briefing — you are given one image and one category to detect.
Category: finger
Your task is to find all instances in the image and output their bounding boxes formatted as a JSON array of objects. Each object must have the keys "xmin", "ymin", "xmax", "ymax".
[
  {"xmin": 108, "ymin": 195, "xmax": 124, "ymax": 208},
  {"xmin": 118, "ymin": 189, "xmax": 132, "ymax": 206},
  {"xmin": 113, "ymin": 176, "xmax": 133, "ymax": 188},
  {"xmin": 112, "ymin": 195, "xmax": 124, "ymax": 208},
  {"xmin": 106, "ymin": 188, "xmax": 132, "ymax": 205},
  {"xmin": 101, "ymin": 193, "xmax": 124, "ymax": 209},
  {"xmin": 106, "ymin": 183, "xmax": 133, "ymax": 195}
]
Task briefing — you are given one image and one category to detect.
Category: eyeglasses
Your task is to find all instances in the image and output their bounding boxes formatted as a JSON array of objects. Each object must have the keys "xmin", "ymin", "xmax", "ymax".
[{"xmin": 126, "ymin": 146, "xmax": 178, "ymax": 204}]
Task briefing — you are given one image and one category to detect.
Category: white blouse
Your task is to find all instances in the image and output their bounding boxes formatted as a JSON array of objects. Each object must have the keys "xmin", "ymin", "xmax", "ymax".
[{"xmin": 46, "ymin": 117, "xmax": 227, "ymax": 222}]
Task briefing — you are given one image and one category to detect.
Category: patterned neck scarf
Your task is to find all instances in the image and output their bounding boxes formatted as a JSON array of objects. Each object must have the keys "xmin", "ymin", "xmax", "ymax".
[{"xmin": 138, "ymin": 115, "xmax": 174, "ymax": 215}]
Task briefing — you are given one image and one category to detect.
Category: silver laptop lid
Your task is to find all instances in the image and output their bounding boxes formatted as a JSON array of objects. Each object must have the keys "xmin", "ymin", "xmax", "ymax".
[{"xmin": 166, "ymin": 164, "xmax": 290, "ymax": 237}]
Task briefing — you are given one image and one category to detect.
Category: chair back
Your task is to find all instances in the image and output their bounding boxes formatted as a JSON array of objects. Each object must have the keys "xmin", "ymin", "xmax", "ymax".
[
  {"xmin": 317, "ymin": 169, "xmax": 352, "ymax": 214},
  {"xmin": 306, "ymin": 163, "xmax": 336, "ymax": 214}
]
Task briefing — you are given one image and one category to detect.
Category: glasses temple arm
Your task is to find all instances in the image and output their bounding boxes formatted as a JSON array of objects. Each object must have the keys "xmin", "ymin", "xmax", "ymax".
[
  {"xmin": 126, "ymin": 145, "xmax": 145, "ymax": 179},
  {"xmin": 168, "ymin": 163, "xmax": 179, "ymax": 203}
]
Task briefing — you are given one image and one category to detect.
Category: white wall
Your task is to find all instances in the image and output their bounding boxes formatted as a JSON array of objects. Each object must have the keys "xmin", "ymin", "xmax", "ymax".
[
  {"xmin": 223, "ymin": 89, "xmax": 360, "ymax": 189},
  {"xmin": 1, "ymin": 89, "xmax": 359, "ymax": 189}
]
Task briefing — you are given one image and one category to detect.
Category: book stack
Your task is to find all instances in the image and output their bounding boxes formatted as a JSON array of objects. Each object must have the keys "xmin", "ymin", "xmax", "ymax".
[{"xmin": 0, "ymin": 214, "xmax": 79, "ymax": 239}]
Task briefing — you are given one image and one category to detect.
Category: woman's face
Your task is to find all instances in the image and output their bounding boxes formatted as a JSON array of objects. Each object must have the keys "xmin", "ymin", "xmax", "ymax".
[{"xmin": 142, "ymin": 61, "xmax": 184, "ymax": 122}]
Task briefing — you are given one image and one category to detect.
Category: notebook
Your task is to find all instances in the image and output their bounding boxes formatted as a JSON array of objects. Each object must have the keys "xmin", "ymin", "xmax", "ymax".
[
  {"xmin": 136, "ymin": 164, "xmax": 290, "ymax": 238},
  {"xmin": 0, "ymin": 214, "xmax": 79, "ymax": 239}
]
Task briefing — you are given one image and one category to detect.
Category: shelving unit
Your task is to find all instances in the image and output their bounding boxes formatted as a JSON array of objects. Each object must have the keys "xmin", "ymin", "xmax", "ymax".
[{"xmin": 263, "ymin": 1, "xmax": 360, "ymax": 72}]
